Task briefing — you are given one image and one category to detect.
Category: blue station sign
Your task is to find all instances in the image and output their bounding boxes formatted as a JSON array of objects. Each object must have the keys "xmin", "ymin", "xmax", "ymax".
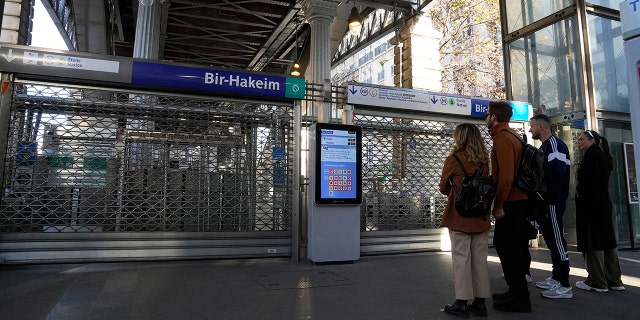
[
  {"xmin": 132, "ymin": 61, "xmax": 305, "ymax": 100},
  {"xmin": 0, "ymin": 44, "xmax": 306, "ymax": 101}
]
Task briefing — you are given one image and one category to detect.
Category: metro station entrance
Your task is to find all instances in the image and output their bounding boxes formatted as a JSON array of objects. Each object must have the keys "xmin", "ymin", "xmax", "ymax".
[
  {"xmin": 0, "ymin": 46, "xmax": 533, "ymax": 264},
  {"xmin": 0, "ymin": 77, "xmax": 297, "ymax": 262}
]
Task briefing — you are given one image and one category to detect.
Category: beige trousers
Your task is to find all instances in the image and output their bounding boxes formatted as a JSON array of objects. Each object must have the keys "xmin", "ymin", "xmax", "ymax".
[{"xmin": 449, "ymin": 229, "xmax": 491, "ymax": 300}]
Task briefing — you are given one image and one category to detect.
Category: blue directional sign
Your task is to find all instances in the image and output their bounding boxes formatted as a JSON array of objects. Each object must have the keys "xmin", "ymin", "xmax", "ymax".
[
  {"xmin": 272, "ymin": 146, "xmax": 285, "ymax": 160},
  {"xmin": 347, "ymin": 83, "xmax": 532, "ymax": 121},
  {"xmin": 131, "ymin": 61, "xmax": 305, "ymax": 99},
  {"xmin": 16, "ymin": 142, "xmax": 37, "ymax": 167}
]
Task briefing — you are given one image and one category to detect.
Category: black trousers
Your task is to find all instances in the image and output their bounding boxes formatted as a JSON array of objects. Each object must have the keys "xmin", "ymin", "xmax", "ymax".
[
  {"xmin": 540, "ymin": 201, "xmax": 571, "ymax": 287},
  {"xmin": 493, "ymin": 200, "xmax": 530, "ymax": 296}
]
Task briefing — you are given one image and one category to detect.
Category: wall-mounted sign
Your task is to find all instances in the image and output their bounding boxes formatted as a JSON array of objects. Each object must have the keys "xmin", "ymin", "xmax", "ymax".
[
  {"xmin": 0, "ymin": 44, "xmax": 305, "ymax": 101},
  {"xmin": 347, "ymin": 83, "xmax": 532, "ymax": 121},
  {"xmin": 131, "ymin": 61, "xmax": 305, "ymax": 100},
  {"xmin": 621, "ymin": 0, "xmax": 640, "ymax": 40}
]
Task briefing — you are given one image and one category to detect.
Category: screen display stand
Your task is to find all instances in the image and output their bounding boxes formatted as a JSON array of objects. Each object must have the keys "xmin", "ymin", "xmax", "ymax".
[{"xmin": 307, "ymin": 124, "xmax": 361, "ymax": 263}]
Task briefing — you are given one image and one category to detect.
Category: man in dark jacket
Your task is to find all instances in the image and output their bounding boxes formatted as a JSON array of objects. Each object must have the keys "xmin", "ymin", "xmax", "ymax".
[
  {"xmin": 529, "ymin": 114, "xmax": 573, "ymax": 299},
  {"xmin": 485, "ymin": 101, "xmax": 531, "ymax": 313}
]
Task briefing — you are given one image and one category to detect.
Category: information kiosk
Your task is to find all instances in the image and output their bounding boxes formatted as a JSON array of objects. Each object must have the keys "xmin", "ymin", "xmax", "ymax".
[{"xmin": 307, "ymin": 123, "xmax": 362, "ymax": 262}]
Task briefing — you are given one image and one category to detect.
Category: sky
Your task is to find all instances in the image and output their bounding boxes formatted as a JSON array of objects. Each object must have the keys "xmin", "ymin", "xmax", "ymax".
[{"xmin": 30, "ymin": 0, "xmax": 69, "ymax": 50}]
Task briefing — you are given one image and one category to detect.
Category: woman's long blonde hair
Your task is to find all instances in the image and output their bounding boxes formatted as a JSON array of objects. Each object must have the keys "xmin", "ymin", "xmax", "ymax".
[{"xmin": 451, "ymin": 123, "xmax": 489, "ymax": 164}]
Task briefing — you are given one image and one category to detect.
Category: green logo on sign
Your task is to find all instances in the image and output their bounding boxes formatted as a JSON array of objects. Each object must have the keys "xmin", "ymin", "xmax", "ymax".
[
  {"xmin": 448, "ymin": 98, "xmax": 456, "ymax": 106},
  {"xmin": 285, "ymin": 77, "xmax": 305, "ymax": 99}
]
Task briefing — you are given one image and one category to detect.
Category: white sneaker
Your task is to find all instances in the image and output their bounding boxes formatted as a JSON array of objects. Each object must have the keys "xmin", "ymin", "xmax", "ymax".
[
  {"xmin": 610, "ymin": 285, "xmax": 626, "ymax": 291},
  {"xmin": 575, "ymin": 280, "xmax": 608, "ymax": 293},
  {"xmin": 542, "ymin": 283, "xmax": 573, "ymax": 299},
  {"xmin": 536, "ymin": 277, "xmax": 560, "ymax": 290}
]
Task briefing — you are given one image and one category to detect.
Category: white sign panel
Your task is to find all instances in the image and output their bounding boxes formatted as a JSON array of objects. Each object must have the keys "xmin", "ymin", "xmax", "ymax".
[
  {"xmin": 9, "ymin": 50, "xmax": 120, "ymax": 73},
  {"xmin": 38, "ymin": 53, "xmax": 120, "ymax": 73},
  {"xmin": 428, "ymin": 94, "xmax": 471, "ymax": 115},
  {"xmin": 621, "ymin": 0, "xmax": 640, "ymax": 40},
  {"xmin": 347, "ymin": 84, "xmax": 470, "ymax": 116}
]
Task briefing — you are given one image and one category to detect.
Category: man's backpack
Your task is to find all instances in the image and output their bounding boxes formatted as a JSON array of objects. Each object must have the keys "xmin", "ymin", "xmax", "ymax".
[
  {"xmin": 449, "ymin": 155, "xmax": 496, "ymax": 219},
  {"xmin": 503, "ymin": 129, "xmax": 546, "ymax": 193}
]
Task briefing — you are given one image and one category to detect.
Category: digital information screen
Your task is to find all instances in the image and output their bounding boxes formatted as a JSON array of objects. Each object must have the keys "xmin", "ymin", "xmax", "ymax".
[{"xmin": 314, "ymin": 123, "xmax": 362, "ymax": 205}]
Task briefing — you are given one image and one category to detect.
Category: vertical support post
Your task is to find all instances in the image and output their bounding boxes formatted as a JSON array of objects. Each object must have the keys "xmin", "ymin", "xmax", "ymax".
[
  {"xmin": 621, "ymin": 0, "xmax": 640, "ymax": 249},
  {"xmin": 302, "ymin": 0, "xmax": 337, "ymax": 123},
  {"xmin": 134, "ymin": 0, "xmax": 161, "ymax": 60},
  {"xmin": 0, "ymin": 73, "xmax": 14, "ymax": 197},
  {"xmin": 343, "ymin": 104, "xmax": 354, "ymax": 125},
  {"xmin": 292, "ymin": 102, "xmax": 301, "ymax": 261}
]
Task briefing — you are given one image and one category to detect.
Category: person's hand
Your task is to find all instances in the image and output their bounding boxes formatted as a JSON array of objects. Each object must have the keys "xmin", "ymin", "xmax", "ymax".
[{"xmin": 492, "ymin": 208, "xmax": 505, "ymax": 220}]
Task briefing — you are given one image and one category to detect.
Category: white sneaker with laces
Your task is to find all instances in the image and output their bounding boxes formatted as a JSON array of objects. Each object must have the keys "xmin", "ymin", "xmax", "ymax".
[
  {"xmin": 542, "ymin": 283, "xmax": 573, "ymax": 299},
  {"xmin": 536, "ymin": 277, "xmax": 560, "ymax": 290},
  {"xmin": 610, "ymin": 285, "xmax": 625, "ymax": 291},
  {"xmin": 575, "ymin": 280, "xmax": 608, "ymax": 292}
]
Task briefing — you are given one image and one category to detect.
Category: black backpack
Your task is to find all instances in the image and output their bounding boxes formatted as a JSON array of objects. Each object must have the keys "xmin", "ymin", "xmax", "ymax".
[
  {"xmin": 503, "ymin": 129, "xmax": 546, "ymax": 193},
  {"xmin": 449, "ymin": 155, "xmax": 496, "ymax": 219}
]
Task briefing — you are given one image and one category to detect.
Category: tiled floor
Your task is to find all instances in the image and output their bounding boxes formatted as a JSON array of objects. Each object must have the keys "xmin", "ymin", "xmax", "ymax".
[{"xmin": 1, "ymin": 247, "xmax": 639, "ymax": 320}]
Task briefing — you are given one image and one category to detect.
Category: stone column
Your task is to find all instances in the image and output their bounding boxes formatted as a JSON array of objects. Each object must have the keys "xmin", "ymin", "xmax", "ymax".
[
  {"xmin": 0, "ymin": 0, "xmax": 22, "ymax": 44},
  {"xmin": 130, "ymin": 0, "xmax": 162, "ymax": 170},
  {"xmin": 302, "ymin": 0, "xmax": 338, "ymax": 123},
  {"xmin": 133, "ymin": 0, "xmax": 162, "ymax": 59}
]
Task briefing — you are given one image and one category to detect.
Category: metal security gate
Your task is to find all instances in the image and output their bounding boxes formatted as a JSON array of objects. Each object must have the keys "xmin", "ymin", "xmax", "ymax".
[
  {"xmin": 0, "ymin": 79, "xmax": 295, "ymax": 263},
  {"xmin": 354, "ymin": 110, "xmax": 523, "ymax": 254}
]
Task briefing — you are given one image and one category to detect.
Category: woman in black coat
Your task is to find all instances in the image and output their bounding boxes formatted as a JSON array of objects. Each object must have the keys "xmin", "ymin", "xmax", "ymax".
[{"xmin": 574, "ymin": 130, "xmax": 624, "ymax": 292}]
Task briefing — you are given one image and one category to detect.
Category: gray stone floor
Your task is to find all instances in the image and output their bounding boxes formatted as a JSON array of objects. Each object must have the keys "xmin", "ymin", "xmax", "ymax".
[{"xmin": 1, "ymin": 247, "xmax": 639, "ymax": 320}]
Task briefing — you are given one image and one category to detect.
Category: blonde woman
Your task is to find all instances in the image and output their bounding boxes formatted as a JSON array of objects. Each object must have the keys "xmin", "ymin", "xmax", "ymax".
[{"xmin": 439, "ymin": 123, "xmax": 492, "ymax": 318}]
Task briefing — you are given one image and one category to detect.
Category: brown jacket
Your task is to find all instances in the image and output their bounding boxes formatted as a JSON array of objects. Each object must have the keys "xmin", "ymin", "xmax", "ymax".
[
  {"xmin": 439, "ymin": 151, "xmax": 491, "ymax": 233},
  {"xmin": 488, "ymin": 122, "xmax": 527, "ymax": 209}
]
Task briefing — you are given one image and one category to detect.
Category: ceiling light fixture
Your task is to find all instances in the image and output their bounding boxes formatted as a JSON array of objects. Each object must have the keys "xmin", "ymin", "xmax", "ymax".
[
  {"xmin": 348, "ymin": 3, "xmax": 362, "ymax": 36},
  {"xmin": 290, "ymin": 21, "xmax": 302, "ymax": 77},
  {"xmin": 290, "ymin": 62, "xmax": 301, "ymax": 76}
]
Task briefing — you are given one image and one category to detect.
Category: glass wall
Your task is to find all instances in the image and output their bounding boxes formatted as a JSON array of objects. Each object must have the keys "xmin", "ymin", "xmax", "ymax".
[
  {"xmin": 504, "ymin": 0, "xmax": 572, "ymax": 33},
  {"xmin": 601, "ymin": 121, "xmax": 637, "ymax": 247},
  {"xmin": 587, "ymin": 15, "xmax": 628, "ymax": 112},
  {"xmin": 502, "ymin": 0, "xmax": 637, "ymax": 247},
  {"xmin": 508, "ymin": 20, "xmax": 583, "ymax": 117}
]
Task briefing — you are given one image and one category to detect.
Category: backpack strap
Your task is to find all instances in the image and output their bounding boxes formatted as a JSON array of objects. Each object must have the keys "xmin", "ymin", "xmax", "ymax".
[
  {"xmin": 448, "ymin": 154, "xmax": 482, "ymax": 195},
  {"xmin": 452, "ymin": 154, "xmax": 469, "ymax": 176},
  {"xmin": 452, "ymin": 154, "xmax": 483, "ymax": 176},
  {"xmin": 501, "ymin": 128, "xmax": 526, "ymax": 146}
]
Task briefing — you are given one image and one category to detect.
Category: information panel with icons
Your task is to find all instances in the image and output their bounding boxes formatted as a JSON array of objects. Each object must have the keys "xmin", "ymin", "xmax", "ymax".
[{"xmin": 314, "ymin": 123, "xmax": 362, "ymax": 205}]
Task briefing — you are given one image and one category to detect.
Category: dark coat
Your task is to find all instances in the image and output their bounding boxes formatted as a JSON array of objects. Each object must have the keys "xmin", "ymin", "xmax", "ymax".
[{"xmin": 575, "ymin": 144, "xmax": 617, "ymax": 252}]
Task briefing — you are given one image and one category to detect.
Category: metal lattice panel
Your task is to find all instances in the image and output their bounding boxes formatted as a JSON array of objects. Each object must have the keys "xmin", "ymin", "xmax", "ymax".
[
  {"xmin": 1, "ymin": 81, "xmax": 294, "ymax": 233},
  {"xmin": 355, "ymin": 113, "xmax": 495, "ymax": 231}
]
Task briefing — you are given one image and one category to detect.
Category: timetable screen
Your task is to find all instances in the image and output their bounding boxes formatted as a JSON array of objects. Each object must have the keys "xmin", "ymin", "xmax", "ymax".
[{"xmin": 314, "ymin": 124, "xmax": 362, "ymax": 205}]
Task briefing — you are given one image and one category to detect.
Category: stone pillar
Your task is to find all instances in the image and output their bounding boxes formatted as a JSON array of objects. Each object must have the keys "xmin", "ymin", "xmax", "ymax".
[
  {"xmin": 0, "ymin": 0, "xmax": 23, "ymax": 45},
  {"xmin": 133, "ymin": 0, "xmax": 162, "ymax": 59},
  {"xmin": 302, "ymin": 0, "xmax": 338, "ymax": 123},
  {"xmin": 393, "ymin": 15, "xmax": 442, "ymax": 92},
  {"xmin": 130, "ymin": 0, "xmax": 162, "ymax": 170}
]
